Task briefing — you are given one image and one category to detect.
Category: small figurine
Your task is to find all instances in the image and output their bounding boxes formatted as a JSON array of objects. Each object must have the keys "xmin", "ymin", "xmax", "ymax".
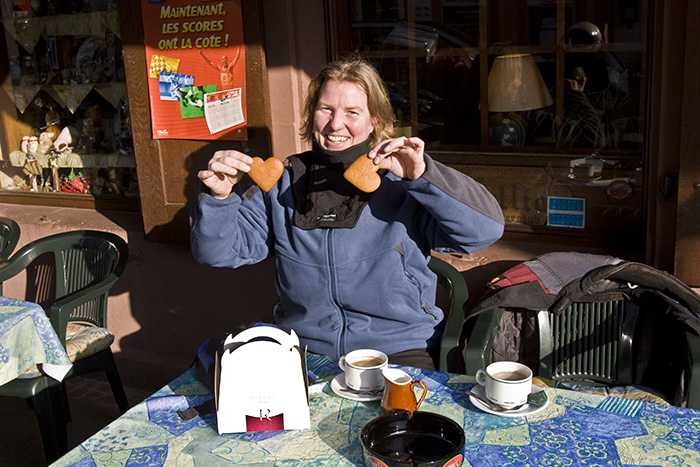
[
  {"xmin": 10, "ymin": 135, "xmax": 31, "ymax": 166},
  {"xmin": 22, "ymin": 155, "xmax": 42, "ymax": 191},
  {"xmin": 27, "ymin": 136, "xmax": 38, "ymax": 155},
  {"xmin": 53, "ymin": 126, "xmax": 74, "ymax": 153},
  {"xmin": 36, "ymin": 130, "xmax": 55, "ymax": 155},
  {"xmin": 12, "ymin": 175, "xmax": 28, "ymax": 191},
  {"xmin": 45, "ymin": 105, "xmax": 60, "ymax": 128},
  {"xmin": 50, "ymin": 153, "xmax": 60, "ymax": 192},
  {"xmin": 20, "ymin": 136, "xmax": 29, "ymax": 153}
]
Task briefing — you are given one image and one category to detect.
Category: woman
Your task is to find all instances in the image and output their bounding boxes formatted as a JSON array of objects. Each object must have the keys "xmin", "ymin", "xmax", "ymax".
[{"xmin": 190, "ymin": 55, "xmax": 504, "ymax": 369}]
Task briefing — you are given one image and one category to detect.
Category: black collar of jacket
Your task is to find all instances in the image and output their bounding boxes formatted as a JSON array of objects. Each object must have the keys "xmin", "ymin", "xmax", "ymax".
[{"xmin": 289, "ymin": 138, "xmax": 381, "ymax": 230}]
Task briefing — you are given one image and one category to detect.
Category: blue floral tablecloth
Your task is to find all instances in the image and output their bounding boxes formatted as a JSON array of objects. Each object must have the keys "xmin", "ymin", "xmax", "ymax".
[
  {"xmin": 53, "ymin": 354, "xmax": 700, "ymax": 466},
  {"xmin": 0, "ymin": 296, "xmax": 72, "ymax": 385}
]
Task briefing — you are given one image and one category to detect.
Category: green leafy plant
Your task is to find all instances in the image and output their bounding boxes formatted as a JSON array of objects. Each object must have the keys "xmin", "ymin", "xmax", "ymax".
[{"xmin": 558, "ymin": 86, "xmax": 638, "ymax": 149}]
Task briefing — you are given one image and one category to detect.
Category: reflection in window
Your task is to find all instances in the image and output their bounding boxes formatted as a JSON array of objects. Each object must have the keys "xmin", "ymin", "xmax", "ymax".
[
  {"xmin": 333, "ymin": 0, "xmax": 646, "ymax": 245},
  {"xmin": 339, "ymin": 0, "xmax": 644, "ymax": 153}
]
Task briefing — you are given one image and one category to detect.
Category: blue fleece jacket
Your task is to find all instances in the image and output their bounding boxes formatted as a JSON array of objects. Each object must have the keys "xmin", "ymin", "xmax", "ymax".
[{"xmin": 190, "ymin": 154, "xmax": 504, "ymax": 358}]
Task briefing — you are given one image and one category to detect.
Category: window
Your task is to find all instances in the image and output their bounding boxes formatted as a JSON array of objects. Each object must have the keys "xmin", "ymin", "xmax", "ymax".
[
  {"xmin": 0, "ymin": 1, "xmax": 137, "ymax": 209},
  {"xmin": 331, "ymin": 0, "xmax": 646, "ymax": 249}
]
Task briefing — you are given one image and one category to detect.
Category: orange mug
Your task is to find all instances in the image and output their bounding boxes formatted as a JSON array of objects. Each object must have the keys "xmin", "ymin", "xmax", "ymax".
[{"xmin": 380, "ymin": 368, "xmax": 427, "ymax": 414}]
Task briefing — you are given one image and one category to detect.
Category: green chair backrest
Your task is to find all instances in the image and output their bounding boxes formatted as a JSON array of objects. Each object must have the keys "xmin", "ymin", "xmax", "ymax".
[
  {"xmin": 538, "ymin": 299, "xmax": 637, "ymax": 385},
  {"xmin": 0, "ymin": 230, "xmax": 128, "ymax": 344},
  {"xmin": 464, "ymin": 300, "xmax": 638, "ymax": 385}
]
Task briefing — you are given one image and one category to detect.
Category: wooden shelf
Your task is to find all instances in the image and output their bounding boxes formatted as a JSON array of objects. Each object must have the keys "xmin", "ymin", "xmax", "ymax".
[
  {"xmin": 0, "ymin": 190, "xmax": 140, "ymax": 212},
  {"xmin": 5, "ymin": 150, "xmax": 135, "ymax": 169}
]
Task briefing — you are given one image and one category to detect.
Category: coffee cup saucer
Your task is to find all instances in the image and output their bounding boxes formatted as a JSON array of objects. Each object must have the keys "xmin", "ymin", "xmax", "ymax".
[
  {"xmin": 468, "ymin": 384, "xmax": 548, "ymax": 418},
  {"xmin": 330, "ymin": 373, "xmax": 383, "ymax": 401}
]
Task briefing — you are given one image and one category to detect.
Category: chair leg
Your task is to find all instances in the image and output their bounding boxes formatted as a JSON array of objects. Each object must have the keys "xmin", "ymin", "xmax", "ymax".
[
  {"xmin": 62, "ymin": 381, "xmax": 72, "ymax": 423},
  {"xmin": 104, "ymin": 351, "xmax": 130, "ymax": 413},
  {"xmin": 30, "ymin": 380, "xmax": 68, "ymax": 463}
]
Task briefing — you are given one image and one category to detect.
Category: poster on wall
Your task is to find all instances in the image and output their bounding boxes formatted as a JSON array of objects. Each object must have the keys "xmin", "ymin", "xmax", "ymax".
[{"xmin": 140, "ymin": 0, "xmax": 247, "ymax": 140}]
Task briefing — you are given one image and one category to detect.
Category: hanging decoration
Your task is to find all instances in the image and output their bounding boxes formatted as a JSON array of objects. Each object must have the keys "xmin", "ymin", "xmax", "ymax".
[{"xmin": 0, "ymin": 11, "xmax": 127, "ymax": 115}]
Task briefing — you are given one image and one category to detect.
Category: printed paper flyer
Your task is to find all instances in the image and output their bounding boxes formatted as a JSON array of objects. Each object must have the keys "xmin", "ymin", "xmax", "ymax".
[{"xmin": 140, "ymin": 0, "xmax": 247, "ymax": 140}]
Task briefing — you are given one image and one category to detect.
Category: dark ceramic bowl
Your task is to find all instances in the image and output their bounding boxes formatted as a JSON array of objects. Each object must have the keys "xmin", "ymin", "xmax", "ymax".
[{"xmin": 360, "ymin": 411, "xmax": 465, "ymax": 467}]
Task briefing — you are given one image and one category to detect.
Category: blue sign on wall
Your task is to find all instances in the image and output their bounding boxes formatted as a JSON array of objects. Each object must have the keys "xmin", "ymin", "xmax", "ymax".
[{"xmin": 547, "ymin": 197, "xmax": 585, "ymax": 228}]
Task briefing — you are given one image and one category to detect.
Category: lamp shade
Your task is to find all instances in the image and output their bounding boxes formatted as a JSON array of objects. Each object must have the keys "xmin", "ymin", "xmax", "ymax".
[{"xmin": 488, "ymin": 54, "xmax": 553, "ymax": 112}]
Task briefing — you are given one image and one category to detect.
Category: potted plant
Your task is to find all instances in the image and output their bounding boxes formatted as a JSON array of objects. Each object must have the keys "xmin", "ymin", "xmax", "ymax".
[{"xmin": 558, "ymin": 85, "xmax": 638, "ymax": 149}]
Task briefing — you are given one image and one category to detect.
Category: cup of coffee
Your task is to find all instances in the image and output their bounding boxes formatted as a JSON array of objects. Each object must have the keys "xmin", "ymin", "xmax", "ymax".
[
  {"xmin": 475, "ymin": 361, "xmax": 532, "ymax": 409},
  {"xmin": 338, "ymin": 349, "xmax": 389, "ymax": 392}
]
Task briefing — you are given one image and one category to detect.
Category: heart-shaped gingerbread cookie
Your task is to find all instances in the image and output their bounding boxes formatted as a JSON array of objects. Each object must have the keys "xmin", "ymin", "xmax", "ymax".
[
  {"xmin": 343, "ymin": 154, "xmax": 381, "ymax": 193},
  {"xmin": 249, "ymin": 157, "xmax": 284, "ymax": 192}
]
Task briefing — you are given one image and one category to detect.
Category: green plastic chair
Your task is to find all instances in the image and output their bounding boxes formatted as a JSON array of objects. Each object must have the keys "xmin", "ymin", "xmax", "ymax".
[
  {"xmin": 463, "ymin": 301, "xmax": 700, "ymax": 408},
  {"xmin": 0, "ymin": 217, "xmax": 20, "ymax": 296},
  {"xmin": 428, "ymin": 255, "xmax": 469, "ymax": 373},
  {"xmin": 0, "ymin": 217, "xmax": 20, "ymax": 261},
  {"xmin": 465, "ymin": 301, "xmax": 636, "ymax": 383},
  {"xmin": 0, "ymin": 230, "xmax": 130, "ymax": 463},
  {"xmin": 461, "ymin": 253, "xmax": 700, "ymax": 408}
]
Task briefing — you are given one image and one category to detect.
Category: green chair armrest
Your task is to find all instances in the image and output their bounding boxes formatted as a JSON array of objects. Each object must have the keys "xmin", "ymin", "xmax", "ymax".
[
  {"xmin": 0, "ymin": 247, "xmax": 44, "ymax": 282},
  {"xmin": 462, "ymin": 306, "xmax": 504, "ymax": 376},
  {"xmin": 439, "ymin": 298, "xmax": 465, "ymax": 373},
  {"xmin": 428, "ymin": 256, "xmax": 469, "ymax": 373}
]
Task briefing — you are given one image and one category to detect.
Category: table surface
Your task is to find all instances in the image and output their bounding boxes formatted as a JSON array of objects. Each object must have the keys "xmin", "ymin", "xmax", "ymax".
[
  {"xmin": 53, "ymin": 354, "xmax": 700, "ymax": 467},
  {"xmin": 0, "ymin": 295, "xmax": 72, "ymax": 385}
]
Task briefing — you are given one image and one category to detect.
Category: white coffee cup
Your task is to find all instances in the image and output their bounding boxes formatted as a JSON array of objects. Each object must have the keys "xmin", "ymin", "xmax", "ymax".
[
  {"xmin": 475, "ymin": 361, "xmax": 533, "ymax": 409},
  {"xmin": 338, "ymin": 349, "xmax": 388, "ymax": 392}
]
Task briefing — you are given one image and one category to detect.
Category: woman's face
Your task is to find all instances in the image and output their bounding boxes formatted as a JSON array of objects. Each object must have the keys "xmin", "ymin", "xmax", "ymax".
[{"xmin": 313, "ymin": 80, "xmax": 375, "ymax": 151}]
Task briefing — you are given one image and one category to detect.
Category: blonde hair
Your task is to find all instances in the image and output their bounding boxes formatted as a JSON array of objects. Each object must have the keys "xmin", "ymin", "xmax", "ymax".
[{"xmin": 300, "ymin": 55, "xmax": 395, "ymax": 146}]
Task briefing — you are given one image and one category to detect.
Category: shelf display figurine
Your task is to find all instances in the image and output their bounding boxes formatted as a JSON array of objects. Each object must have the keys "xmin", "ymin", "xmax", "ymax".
[
  {"xmin": 53, "ymin": 126, "xmax": 83, "ymax": 168},
  {"xmin": 27, "ymin": 136, "xmax": 38, "ymax": 155},
  {"xmin": 37, "ymin": 129, "xmax": 56, "ymax": 155},
  {"xmin": 53, "ymin": 126, "xmax": 72, "ymax": 152},
  {"xmin": 22, "ymin": 154, "xmax": 42, "ymax": 191},
  {"xmin": 10, "ymin": 136, "xmax": 32, "ymax": 168},
  {"xmin": 23, "ymin": 136, "xmax": 42, "ymax": 191},
  {"xmin": 49, "ymin": 153, "xmax": 59, "ymax": 192}
]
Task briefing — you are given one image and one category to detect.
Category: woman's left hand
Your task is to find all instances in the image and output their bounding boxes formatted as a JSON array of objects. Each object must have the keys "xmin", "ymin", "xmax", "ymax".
[{"xmin": 368, "ymin": 136, "xmax": 426, "ymax": 180}]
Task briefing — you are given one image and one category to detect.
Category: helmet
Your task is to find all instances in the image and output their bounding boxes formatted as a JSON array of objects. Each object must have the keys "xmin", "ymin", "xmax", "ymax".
[{"xmin": 567, "ymin": 21, "xmax": 603, "ymax": 50}]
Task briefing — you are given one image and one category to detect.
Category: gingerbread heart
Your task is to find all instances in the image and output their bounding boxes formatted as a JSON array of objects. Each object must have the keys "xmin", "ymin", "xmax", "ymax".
[
  {"xmin": 343, "ymin": 154, "xmax": 381, "ymax": 193},
  {"xmin": 248, "ymin": 156, "xmax": 284, "ymax": 192}
]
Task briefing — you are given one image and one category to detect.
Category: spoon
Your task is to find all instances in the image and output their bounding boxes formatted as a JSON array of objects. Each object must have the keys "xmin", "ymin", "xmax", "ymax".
[
  {"xmin": 467, "ymin": 390, "xmax": 523, "ymax": 412},
  {"xmin": 335, "ymin": 385, "xmax": 382, "ymax": 398}
]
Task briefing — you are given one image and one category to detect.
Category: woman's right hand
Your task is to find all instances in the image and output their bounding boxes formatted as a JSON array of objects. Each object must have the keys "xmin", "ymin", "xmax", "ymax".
[{"xmin": 198, "ymin": 150, "xmax": 253, "ymax": 199}]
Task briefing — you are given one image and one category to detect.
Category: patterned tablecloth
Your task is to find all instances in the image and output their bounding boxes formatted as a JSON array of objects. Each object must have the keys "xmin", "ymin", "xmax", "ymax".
[
  {"xmin": 53, "ymin": 354, "xmax": 700, "ymax": 466},
  {"xmin": 0, "ymin": 296, "xmax": 72, "ymax": 385}
]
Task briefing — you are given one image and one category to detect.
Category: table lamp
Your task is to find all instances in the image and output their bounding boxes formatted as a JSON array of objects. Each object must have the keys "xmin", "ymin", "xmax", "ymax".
[{"xmin": 487, "ymin": 53, "xmax": 553, "ymax": 145}]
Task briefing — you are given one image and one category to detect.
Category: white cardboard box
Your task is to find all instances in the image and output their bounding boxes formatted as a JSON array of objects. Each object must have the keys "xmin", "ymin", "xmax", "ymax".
[{"xmin": 214, "ymin": 326, "xmax": 310, "ymax": 434}]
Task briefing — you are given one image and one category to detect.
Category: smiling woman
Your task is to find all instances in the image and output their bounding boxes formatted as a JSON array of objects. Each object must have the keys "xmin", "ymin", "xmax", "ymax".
[
  {"xmin": 191, "ymin": 55, "xmax": 505, "ymax": 369},
  {"xmin": 312, "ymin": 80, "xmax": 375, "ymax": 152},
  {"xmin": 300, "ymin": 55, "xmax": 395, "ymax": 147}
]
